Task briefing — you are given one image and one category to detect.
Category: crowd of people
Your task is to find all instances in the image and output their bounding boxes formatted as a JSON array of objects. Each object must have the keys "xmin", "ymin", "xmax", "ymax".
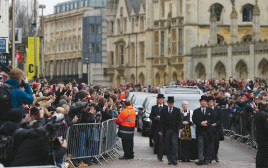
[
  {"xmin": 148, "ymin": 77, "xmax": 268, "ymax": 167},
  {"xmin": 0, "ymin": 67, "xmax": 267, "ymax": 167},
  {"xmin": 0, "ymin": 68, "xmax": 129, "ymax": 167}
]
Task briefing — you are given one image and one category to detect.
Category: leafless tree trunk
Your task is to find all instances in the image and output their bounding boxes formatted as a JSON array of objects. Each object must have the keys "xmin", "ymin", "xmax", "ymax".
[{"xmin": 11, "ymin": 0, "xmax": 39, "ymax": 39}]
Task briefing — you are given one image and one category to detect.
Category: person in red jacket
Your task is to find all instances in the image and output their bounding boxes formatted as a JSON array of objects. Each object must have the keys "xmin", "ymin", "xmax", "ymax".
[{"xmin": 116, "ymin": 100, "xmax": 136, "ymax": 159}]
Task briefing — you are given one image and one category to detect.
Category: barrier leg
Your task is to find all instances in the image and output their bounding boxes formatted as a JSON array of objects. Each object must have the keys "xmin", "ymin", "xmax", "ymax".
[
  {"xmin": 106, "ymin": 151, "xmax": 115, "ymax": 160},
  {"xmin": 100, "ymin": 154, "xmax": 109, "ymax": 164},
  {"xmin": 113, "ymin": 148, "xmax": 122, "ymax": 157},
  {"xmin": 94, "ymin": 156, "xmax": 103, "ymax": 166}
]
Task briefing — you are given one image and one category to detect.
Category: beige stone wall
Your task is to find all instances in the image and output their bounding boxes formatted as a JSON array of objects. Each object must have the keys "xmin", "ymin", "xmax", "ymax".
[
  {"xmin": 106, "ymin": 0, "xmax": 268, "ymax": 87},
  {"xmin": 43, "ymin": 8, "xmax": 93, "ymax": 79}
]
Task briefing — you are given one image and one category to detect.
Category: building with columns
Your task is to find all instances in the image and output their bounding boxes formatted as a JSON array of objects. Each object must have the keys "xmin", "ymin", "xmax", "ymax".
[
  {"xmin": 43, "ymin": 0, "xmax": 109, "ymax": 84},
  {"xmin": 106, "ymin": 0, "xmax": 268, "ymax": 87}
]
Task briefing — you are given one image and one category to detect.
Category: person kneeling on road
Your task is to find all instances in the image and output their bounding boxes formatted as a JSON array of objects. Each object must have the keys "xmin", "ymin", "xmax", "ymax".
[{"xmin": 116, "ymin": 100, "xmax": 136, "ymax": 160}]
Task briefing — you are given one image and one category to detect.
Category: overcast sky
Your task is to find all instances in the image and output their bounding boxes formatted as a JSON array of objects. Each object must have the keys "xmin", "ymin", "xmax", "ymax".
[{"xmin": 38, "ymin": 0, "xmax": 67, "ymax": 16}]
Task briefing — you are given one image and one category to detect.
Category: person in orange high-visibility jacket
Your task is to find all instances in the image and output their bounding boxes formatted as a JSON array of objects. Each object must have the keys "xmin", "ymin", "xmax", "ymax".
[
  {"xmin": 120, "ymin": 91, "xmax": 126, "ymax": 100},
  {"xmin": 116, "ymin": 100, "xmax": 136, "ymax": 160}
]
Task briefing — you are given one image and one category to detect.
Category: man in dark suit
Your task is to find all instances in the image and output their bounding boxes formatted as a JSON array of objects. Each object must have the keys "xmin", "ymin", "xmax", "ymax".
[
  {"xmin": 160, "ymin": 96, "xmax": 183, "ymax": 165},
  {"xmin": 193, "ymin": 95, "xmax": 215, "ymax": 165},
  {"xmin": 208, "ymin": 96, "xmax": 224, "ymax": 163},
  {"xmin": 149, "ymin": 94, "xmax": 167, "ymax": 161}
]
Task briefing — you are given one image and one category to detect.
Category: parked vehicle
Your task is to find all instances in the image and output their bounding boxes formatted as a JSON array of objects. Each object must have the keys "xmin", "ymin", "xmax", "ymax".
[
  {"xmin": 127, "ymin": 92, "xmax": 137, "ymax": 101},
  {"xmin": 159, "ymin": 85, "xmax": 203, "ymax": 95},
  {"xmin": 131, "ymin": 92, "xmax": 156, "ymax": 127},
  {"xmin": 137, "ymin": 95, "xmax": 157, "ymax": 136}
]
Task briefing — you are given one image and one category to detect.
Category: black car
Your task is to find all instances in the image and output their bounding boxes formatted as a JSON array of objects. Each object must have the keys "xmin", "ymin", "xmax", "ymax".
[{"xmin": 137, "ymin": 96, "xmax": 157, "ymax": 136}]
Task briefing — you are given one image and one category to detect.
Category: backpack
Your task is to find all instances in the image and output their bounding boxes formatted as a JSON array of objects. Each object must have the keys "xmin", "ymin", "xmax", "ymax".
[
  {"xmin": 0, "ymin": 134, "xmax": 13, "ymax": 165},
  {"xmin": 0, "ymin": 84, "xmax": 14, "ymax": 121}
]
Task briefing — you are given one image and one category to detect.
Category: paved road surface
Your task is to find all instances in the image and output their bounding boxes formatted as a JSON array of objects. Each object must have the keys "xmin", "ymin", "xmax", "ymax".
[{"xmin": 90, "ymin": 130, "xmax": 256, "ymax": 168}]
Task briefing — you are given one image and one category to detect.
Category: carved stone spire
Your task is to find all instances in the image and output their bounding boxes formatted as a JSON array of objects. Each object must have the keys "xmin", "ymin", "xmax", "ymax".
[
  {"xmin": 253, "ymin": 0, "xmax": 261, "ymax": 41},
  {"xmin": 209, "ymin": 5, "xmax": 217, "ymax": 45},
  {"xmin": 230, "ymin": 1, "xmax": 238, "ymax": 43}
]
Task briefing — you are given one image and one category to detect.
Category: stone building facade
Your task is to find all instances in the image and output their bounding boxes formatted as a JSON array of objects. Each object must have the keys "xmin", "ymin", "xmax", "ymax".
[
  {"xmin": 189, "ymin": 0, "xmax": 268, "ymax": 80},
  {"xmin": 43, "ymin": 7, "xmax": 91, "ymax": 82},
  {"xmin": 107, "ymin": 0, "xmax": 268, "ymax": 87}
]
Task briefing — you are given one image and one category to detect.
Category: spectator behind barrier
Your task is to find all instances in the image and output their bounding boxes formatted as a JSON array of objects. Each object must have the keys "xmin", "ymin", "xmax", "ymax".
[{"xmin": 5, "ymin": 69, "xmax": 33, "ymax": 111}]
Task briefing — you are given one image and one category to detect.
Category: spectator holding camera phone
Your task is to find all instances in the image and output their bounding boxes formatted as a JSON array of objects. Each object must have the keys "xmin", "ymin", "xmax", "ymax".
[{"xmin": 0, "ymin": 69, "xmax": 33, "ymax": 124}]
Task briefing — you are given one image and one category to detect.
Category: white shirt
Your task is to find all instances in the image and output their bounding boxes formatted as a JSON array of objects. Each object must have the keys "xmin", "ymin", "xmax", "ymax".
[
  {"xmin": 201, "ymin": 107, "xmax": 206, "ymax": 114},
  {"xmin": 158, "ymin": 104, "xmax": 163, "ymax": 108}
]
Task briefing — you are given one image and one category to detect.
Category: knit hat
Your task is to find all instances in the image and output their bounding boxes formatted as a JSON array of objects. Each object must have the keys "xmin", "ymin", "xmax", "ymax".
[
  {"xmin": 33, "ymin": 83, "xmax": 39, "ymax": 89},
  {"xmin": 7, "ymin": 108, "xmax": 23, "ymax": 123},
  {"xmin": 59, "ymin": 99, "xmax": 67, "ymax": 107}
]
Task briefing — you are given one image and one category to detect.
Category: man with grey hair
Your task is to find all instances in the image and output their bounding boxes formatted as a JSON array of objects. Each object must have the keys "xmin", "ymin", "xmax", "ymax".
[{"xmin": 178, "ymin": 101, "xmax": 197, "ymax": 162}]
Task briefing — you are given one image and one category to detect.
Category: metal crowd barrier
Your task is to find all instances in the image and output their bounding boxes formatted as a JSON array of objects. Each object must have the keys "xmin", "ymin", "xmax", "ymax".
[
  {"xmin": 64, "ymin": 119, "xmax": 120, "ymax": 167},
  {"xmin": 221, "ymin": 108, "xmax": 258, "ymax": 150}
]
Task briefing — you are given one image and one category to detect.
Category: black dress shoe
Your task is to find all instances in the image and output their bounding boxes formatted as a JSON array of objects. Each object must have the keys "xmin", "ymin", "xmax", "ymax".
[
  {"xmin": 173, "ymin": 162, "xmax": 178, "ymax": 165},
  {"xmin": 119, "ymin": 156, "xmax": 129, "ymax": 160},
  {"xmin": 204, "ymin": 159, "xmax": 211, "ymax": 165},
  {"xmin": 186, "ymin": 159, "xmax": 191, "ymax": 162},
  {"xmin": 181, "ymin": 159, "xmax": 186, "ymax": 162},
  {"xmin": 168, "ymin": 162, "xmax": 173, "ymax": 165},
  {"xmin": 158, "ymin": 158, "xmax": 163, "ymax": 162},
  {"xmin": 195, "ymin": 160, "xmax": 204, "ymax": 165},
  {"xmin": 215, "ymin": 157, "xmax": 219, "ymax": 162}
]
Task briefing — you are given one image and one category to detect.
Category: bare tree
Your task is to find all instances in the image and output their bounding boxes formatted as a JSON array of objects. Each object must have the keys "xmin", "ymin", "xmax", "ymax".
[{"xmin": 11, "ymin": 0, "xmax": 39, "ymax": 39}]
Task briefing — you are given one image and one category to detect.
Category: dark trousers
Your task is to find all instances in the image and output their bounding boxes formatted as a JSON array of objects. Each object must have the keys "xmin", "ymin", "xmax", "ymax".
[
  {"xmin": 121, "ymin": 138, "xmax": 134, "ymax": 158},
  {"xmin": 165, "ymin": 130, "xmax": 178, "ymax": 163},
  {"xmin": 197, "ymin": 134, "xmax": 205, "ymax": 161},
  {"xmin": 256, "ymin": 143, "xmax": 268, "ymax": 168},
  {"xmin": 214, "ymin": 136, "xmax": 220, "ymax": 157},
  {"xmin": 197, "ymin": 133, "xmax": 215, "ymax": 161},
  {"xmin": 157, "ymin": 134, "xmax": 164, "ymax": 160}
]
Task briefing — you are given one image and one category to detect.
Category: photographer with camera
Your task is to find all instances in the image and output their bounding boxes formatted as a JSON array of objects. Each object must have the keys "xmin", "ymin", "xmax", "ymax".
[
  {"xmin": 9, "ymin": 107, "xmax": 67, "ymax": 167},
  {"xmin": 0, "ymin": 69, "xmax": 33, "ymax": 123}
]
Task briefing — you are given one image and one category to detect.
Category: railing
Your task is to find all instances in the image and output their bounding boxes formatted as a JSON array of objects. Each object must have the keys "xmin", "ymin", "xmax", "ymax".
[
  {"xmin": 64, "ymin": 119, "xmax": 121, "ymax": 167},
  {"xmin": 221, "ymin": 108, "xmax": 257, "ymax": 150}
]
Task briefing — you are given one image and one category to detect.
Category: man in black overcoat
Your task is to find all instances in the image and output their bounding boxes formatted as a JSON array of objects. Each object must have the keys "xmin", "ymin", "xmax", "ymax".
[
  {"xmin": 192, "ymin": 95, "xmax": 215, "ymax": 165},
  {"xmin": 208, "ymin": 96, "xmax": 224, "ymax": 163},
  {"xmin": 160, "ymin": 96, "xmax": 183, "ymax": 165},
  {"xmin": 149, "ymin": 94, "xmax": 167, "ymax": 161}
]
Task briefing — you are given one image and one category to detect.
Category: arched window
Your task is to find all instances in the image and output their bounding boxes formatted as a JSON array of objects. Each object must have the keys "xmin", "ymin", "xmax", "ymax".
[
  {"xmin": 241, "ymin": 34, "xmax": 252, "ymax": 42},
  {"xmin": 242, "ymin": 4, "xmax": 254, "ymax": 22},
  {"xmin": 210, "ymin": 4, "xmax": 223, "ymax": 21},
  {"xmin": 217, "ymin": 34, "xmax": 224, "ymax": 44}
]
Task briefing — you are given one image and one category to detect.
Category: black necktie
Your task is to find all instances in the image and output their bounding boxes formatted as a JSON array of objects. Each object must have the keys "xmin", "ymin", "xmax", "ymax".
[
  {"xmin": 169, "ymin": 108, "xmax": 172, "ymax": 115},
  {"xmin": 202, "ymin": 109, "xmax": 205, "ymax": 115},
  {"xmin": 159, "ymin": 106, "xmax": 163, "ymax": 111}
]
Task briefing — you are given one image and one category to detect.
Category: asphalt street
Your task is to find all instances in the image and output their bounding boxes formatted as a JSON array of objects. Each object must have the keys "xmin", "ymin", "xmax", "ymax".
[{"xmin": 90, "ymin": 130, "xmax": 256, "ymax": 168}]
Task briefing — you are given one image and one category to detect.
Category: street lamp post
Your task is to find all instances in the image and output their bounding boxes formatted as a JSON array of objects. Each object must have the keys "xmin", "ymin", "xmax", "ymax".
[
  {"xmin": 88, "ymin": 47, "xmax": 91, "ymax": 85},
  {"xmin": 11, "ymin": 0, "xmax": 15, "ymax": 69},
  {"xmin": 39, "ymin": 4, "xmax": 46, "ymax": 77}
]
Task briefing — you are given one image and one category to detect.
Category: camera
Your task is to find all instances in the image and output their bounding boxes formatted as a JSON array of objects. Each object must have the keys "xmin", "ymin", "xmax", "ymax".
[
  {"xmin": 30, "ymin": 106, "xmax": 40, "ymax": 116},
  {"xmin": 45, "ymin": 116, "xmax": 64, "ymax": 138}
]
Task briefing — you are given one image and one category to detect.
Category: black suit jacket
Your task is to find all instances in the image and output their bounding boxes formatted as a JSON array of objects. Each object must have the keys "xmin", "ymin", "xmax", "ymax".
[
  {"xmin": 213, "ymin": 106, "xmax": 224, "ymax": 140},
  {"xmin": 149, "ymin": 104, "xmax": 167, "ymax": 132},
  {"xmin": 192, "ymin": 107, "xmax": 215, "ymax": 136},
  {"xmin": 213, "ymin": 107, "xmax": 222, "ymax": 127},
  {"xmin": 160, "ymin": 106, "xmax": 183, "ymax": 133}
]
